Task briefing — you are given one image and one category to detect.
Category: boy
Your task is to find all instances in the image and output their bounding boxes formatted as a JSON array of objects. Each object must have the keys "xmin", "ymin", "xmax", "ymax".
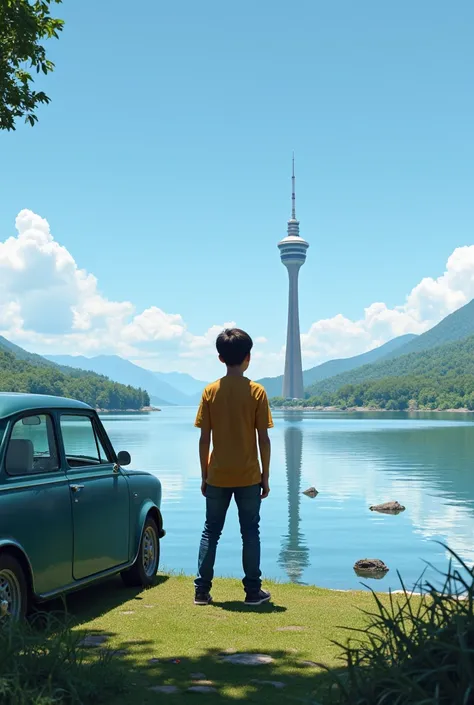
[{"xmin": 194, "ymin": 328, "xmax": 273, "ymax": 606}]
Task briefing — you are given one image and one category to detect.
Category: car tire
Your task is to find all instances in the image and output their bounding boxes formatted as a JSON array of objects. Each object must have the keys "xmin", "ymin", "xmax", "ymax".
[
  {"xmin": 0, "ymin": 554, "xmax": 28, "ymax": 620},
  {"xmin": 121, "ymin": 516, "xmax": 160, "ymax": 588}
]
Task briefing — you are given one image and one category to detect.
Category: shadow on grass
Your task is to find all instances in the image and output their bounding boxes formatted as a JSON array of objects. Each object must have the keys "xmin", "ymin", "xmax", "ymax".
[
  {"xmin": 41, "ymin": 575, "xmax": 170, "ymax": 626},
  {"xmin": 211, "ymin": 600, "xmax": 287, "ymax": 614},
  {"xmin": 37, "ymin": 577, "xmax": 339, "ymax": 702},
  {"xmin": 69, "ymin": 630, "xmax": 343, "ymax": 704}
]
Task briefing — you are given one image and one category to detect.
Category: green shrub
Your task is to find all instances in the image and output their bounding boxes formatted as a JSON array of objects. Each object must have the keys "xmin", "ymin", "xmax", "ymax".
[
  {"xmin": 327, "ymin": 546, "xmax": 474, "ymax": 705},
  {"xmin": 0, "ymin": 613, "xmax": 126, "ymax": 704}
]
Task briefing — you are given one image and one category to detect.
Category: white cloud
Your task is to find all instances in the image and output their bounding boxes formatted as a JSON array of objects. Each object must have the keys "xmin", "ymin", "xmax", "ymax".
[
  {"xmin": 181, "ymin": 322, "xmax": 236, "ymax": 357},
  {"xmin": 123, "ymin": 307, "xmax": 186, "ymax": 343},
  {"xmin": 0, "ymin": 210, "xmax": 230, "ymax": 377},
  {"xmin": 0, "ymin": 209, "xmax": 473, "ymax": 379},
  {"xmin": 301, "ymin": 244, "xmax": 474, "ymax": 366}
]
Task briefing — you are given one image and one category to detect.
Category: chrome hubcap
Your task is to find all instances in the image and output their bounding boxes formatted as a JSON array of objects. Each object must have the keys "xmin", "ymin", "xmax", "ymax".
[
  {"xmin": 142, "ymin": 526, "xmax": 158, "ymax": 577},
  {"xmin": 0, "ymin": 569, "xmax": 21, "ymax": 619}
]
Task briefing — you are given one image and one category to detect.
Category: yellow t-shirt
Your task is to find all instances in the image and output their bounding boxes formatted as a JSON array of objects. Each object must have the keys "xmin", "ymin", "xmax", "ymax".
[{"xmin": 194, "ymin": 376, "xmax": 274, "ymax": 488}]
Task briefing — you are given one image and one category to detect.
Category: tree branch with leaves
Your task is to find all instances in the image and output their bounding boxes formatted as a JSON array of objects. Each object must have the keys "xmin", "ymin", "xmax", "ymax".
[{"xmin": 0, "ymin": 0, "xmax": 64, "ymax": 130}]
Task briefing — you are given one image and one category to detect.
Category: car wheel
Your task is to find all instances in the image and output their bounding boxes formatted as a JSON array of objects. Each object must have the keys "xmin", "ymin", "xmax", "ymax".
[
  {"xmin": 121, "ymin": 516, "xmax": 160, "ymax": 588},
  {"xmin": 0, "ymin": 554, "xmax": 28, "ymax": 620}
]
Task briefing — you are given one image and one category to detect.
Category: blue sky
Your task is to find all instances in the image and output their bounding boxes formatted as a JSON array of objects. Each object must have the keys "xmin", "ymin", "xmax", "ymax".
[{"xmin": 0, "ymin": 0, "xmax": 473, "ymax": 379}]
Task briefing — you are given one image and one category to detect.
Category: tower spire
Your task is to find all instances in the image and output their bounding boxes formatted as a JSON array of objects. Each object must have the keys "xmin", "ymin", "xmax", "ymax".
[
  {"xmin": 291, "ymin": 152, "xmax": 296, "ymax": 220},
  {"xmin": 287, "ymin": 152, "xmax": 300, "ymax": 237}
]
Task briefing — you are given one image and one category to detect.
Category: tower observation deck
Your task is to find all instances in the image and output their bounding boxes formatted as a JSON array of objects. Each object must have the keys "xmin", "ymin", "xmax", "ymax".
[{"xmin": 277, "ymin": 157, "xmax": 309, "ymax": 399}]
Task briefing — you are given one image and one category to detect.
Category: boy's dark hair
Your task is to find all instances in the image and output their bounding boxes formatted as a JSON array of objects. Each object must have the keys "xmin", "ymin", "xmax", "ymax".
[{"xmin": 216, "ymin": 328, "xmax": 253, "ymax": 367}]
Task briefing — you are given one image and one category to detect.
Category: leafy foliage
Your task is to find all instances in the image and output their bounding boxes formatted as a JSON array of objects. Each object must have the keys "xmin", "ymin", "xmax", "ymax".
[
  {"xmin": 0, "ymin": 612, "xmax": 127, "ymax": 704},
  {"xmin": 302, "ymin": 333, "xmax": 474, "ymax": 406},
  {"xmin": 0, "ymin": 0, "xmax": 64, "ymax": 130},
  {"xmin": 0, "ymin": 348, "xmax": 150, "ymax": 409},
  {"xmin": 327, "ymin": 547, "xmax": 474, "ymax": 705}
]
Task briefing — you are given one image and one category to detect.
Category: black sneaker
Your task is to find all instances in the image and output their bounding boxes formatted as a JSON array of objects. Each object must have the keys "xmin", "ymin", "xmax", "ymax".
[
  {"xmin": 244, "ymin": 589, "xmax": 271, "ymax": 606},
  {"xmin": 194, "ymin": 590, "xmax": 212, "ymax": 606}
]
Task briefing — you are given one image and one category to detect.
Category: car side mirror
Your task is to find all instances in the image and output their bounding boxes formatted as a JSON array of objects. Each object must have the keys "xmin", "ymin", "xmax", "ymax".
[{"xmin": 117, "ymin": 450, "xmax": 131, "ymax": 466}]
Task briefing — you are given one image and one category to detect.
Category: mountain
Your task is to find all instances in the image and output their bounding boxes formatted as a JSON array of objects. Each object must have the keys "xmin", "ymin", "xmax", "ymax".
[
  {"xmin": 284, "ymin": 334, "xmax": 474, "ymax": 411},
  {"xmin": 258, "ymin": 334, "xmax": 417, "ymax": 398},
  {"xmin": 46, "ymin": 354, "xmax": 204, "ymax": 406},
  {"xmin": 154, "ymin": 371, "xmax": 208, "ymax": 397},
  {"xmin": 383, "ymin": 298, "xmax": 474, "ymax": 359},
  {"xmin": 0, "ymin": 335, "xmax": 57, "ymax": 368},
  {"xmin": 0, "ymin": 340, "xmax": 149, "ymax": 410},
  {"xmin": 306, "ymin": 299, "xmax": 474, "ymax": 397}
]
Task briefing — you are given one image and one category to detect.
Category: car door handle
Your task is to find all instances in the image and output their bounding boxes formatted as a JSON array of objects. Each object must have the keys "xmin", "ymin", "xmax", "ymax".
[{"xmin": 70, "ymin": 484, "xmax": 85, "ymax": 493}]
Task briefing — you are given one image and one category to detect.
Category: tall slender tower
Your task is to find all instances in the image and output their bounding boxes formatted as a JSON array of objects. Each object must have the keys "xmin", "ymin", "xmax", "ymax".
[{"xmin": 278, "ymin": 156, "xmax": 309, "ymax": 399}]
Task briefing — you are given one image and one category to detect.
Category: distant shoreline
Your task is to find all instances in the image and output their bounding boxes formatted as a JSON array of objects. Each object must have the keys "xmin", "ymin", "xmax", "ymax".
[
  {"xmin": 271, "ymin": 405, "xmax": 474, "ymax": 414},
  {"xmin": 96, "ymin": 406, "xmax": 161, "ymax": 413}
]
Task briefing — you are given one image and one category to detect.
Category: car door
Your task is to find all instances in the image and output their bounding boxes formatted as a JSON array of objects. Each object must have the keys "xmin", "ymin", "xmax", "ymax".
[
  {"xmin": 59, "ymin": 412, "xmax": 130, "ymax": 581},
  {"xmin": 0, "ymin": 412, "xmax": 73, "ymax": 595}
]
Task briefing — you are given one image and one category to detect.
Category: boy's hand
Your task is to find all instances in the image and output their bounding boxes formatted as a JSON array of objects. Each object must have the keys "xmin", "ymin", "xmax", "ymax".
[
  {"xmin": 201, "ymin": 479, "xmax": 207, "ymax": 497},
  {"xmin": 261, "ymin": 478, "xmax": 270, "ymax": 499}
]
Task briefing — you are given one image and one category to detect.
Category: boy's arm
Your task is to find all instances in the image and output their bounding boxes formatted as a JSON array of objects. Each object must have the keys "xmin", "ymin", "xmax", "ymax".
[
  {"xmin": 199, "ymin": 428, "xmax": 211, "ymax": 496},
  {"xmin": 195, "ymin": 392, "xmax": 211, "ymax": 497},
  {"xmin": 256, "ymin": 388, "xmax": 274, "ymax": 500},
  {"xmin": 257, "ymin": 428, "xmax": 271, "ymax": 499}
]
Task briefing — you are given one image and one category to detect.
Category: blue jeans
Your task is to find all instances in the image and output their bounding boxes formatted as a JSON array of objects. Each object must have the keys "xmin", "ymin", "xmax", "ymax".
[{"xmin": 195, "ymin": 483, "xmax": 262, "ymax": 593}]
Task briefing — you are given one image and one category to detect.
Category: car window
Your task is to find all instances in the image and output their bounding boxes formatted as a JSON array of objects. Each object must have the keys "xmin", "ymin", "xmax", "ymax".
[
  {"xmin": 0, "ymin": 421, "xmax": 6, "ymax": 448},
  {"xmin": 60, "ymin": 415, "xmax": 111, "ymax": 468},
  {"xmin": 6, "ymin": 414, "xmax": 59, "ymax": 476}
]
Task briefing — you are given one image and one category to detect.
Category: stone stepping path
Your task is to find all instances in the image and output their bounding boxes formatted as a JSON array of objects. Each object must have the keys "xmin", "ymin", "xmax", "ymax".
[
  {"xmin": 149, "ymin": 685, "xmax": 179, "ymax": 694},
  {"xmin": 143, "ymin": 650, "xmax": 313, "ymax": 696},
  {"xmin": 251, "ymin": 679, "xmax": 286, "ymax": 689},
  {"xmin": 297, "ymin": 660, "xmax": 319, "ymax": 668},
  {"xmin": 79, "ymin": 634, "xmax": 110, "ymax": 648},
  {"xmin": 188, "ymin": 685, "xmax": 218, "ymax": 693},
  {"xmin": 221, "ymin": 653, "xmax": 274, "ymax": 666}
]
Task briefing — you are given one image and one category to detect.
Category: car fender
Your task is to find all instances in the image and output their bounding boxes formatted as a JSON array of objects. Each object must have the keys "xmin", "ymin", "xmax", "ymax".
[
  {"xmin": 132, "ymin": 501, "xmax": 164, "ymax": 562},
  {"xmin": 0, "ymin": 538, "xmax": 36, "ymax": 595}
]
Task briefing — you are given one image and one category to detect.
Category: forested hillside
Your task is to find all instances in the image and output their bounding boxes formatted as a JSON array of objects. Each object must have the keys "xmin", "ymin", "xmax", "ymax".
[
  {"xmin": 273, "ymin": 335, "xmax": 474, "ymax": 411},
  {"xmin": 0, "ymin": 349, "xmax": 150, "ymax": 410},
  {"xmin": 0, "ymin": 335, "xmax": 58, "ymax": 368},
  {"xmin": 305, "ymin": 299, "xmax": 474, "ymax": 397},
  {"xmin": 258, "ymin": 334, "xmax": 416, "ymax": 398},
  {"xmin": 383, "ymin": 298, "xmax": 474, "ymax": 359}
]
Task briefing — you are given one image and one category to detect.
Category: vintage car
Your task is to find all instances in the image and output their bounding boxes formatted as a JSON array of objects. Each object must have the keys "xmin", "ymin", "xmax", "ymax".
[{"xmin": 0, "ymin": 393, "xmax": 165, "ymax": 619}]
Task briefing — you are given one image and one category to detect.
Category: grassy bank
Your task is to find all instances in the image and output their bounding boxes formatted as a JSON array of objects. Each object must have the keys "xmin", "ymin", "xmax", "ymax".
[
  {"xmin": 8, "ymin": 553, "xmax": 473, "ymax": 704},
  {"xmin": 59, "ymin": 574, "xmax": 384, "ymax": 704}
]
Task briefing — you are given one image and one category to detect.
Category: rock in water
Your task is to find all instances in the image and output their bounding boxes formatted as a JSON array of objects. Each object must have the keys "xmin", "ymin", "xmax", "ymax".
[
  {"xmin": 303, "ymin": 487, "xmax": 318, "ymax": 498},
  {"xmin": 354, "ymin": 559, "xmax": 389, "ymax": 578},
  {"xmin": 369, "ymin": 501, "xmax": 405, "ymax": 514}
]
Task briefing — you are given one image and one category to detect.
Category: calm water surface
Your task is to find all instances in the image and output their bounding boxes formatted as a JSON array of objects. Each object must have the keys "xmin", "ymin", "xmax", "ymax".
[{"xmin": 101, "ymin": 408, "xmax": 474, "ymax": 591}]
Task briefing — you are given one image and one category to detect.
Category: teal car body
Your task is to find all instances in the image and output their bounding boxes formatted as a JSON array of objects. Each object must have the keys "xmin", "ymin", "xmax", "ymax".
[{"xmin": 0, "ymin": 393, "xmax": 164, "ymax": 618}]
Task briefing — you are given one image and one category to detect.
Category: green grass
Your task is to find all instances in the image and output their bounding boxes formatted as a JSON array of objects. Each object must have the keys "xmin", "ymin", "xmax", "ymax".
[
  {"xmin": 0, "ymin": 613, "xmax": 126, "ymax": 704},
  {"xmin": 58, "ymin": 574, "xmax": 404, "ymax": 704},
  {"xmin": 328, "ymin": 549, "xmax": 474, "ymax": 705}
]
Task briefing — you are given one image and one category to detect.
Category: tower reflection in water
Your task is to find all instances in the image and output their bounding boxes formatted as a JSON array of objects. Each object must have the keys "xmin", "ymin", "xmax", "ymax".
[{"xmin": 278, "ymin": 412, "xmax": 310, "ymax": 583}]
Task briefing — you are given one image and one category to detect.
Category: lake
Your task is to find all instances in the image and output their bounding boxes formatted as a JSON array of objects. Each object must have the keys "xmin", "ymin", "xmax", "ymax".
[{"xmin": 101, "ymin": 408, "xmax": 474, "ymax": 592}]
